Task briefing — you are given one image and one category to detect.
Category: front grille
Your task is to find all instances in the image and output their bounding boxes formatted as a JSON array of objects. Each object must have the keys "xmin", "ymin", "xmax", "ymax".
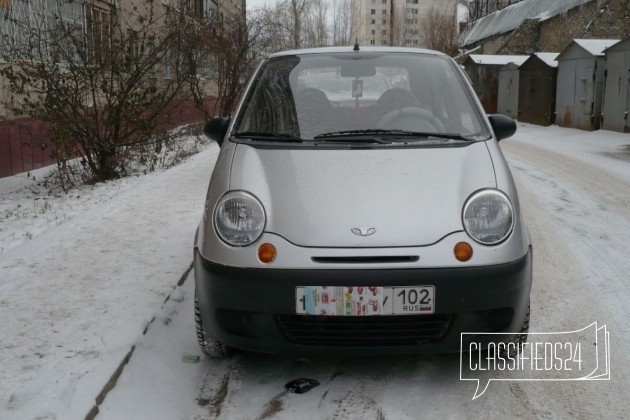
[
  {"xmin": 311, "ymin": 256, "xmax": 419, "ymax": 264},
  {"xmin": 276, "ymin": 314, "xmax": 452, "ymax": 346}
]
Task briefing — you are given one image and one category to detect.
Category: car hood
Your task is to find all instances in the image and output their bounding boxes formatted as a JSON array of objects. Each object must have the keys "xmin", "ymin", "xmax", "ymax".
[{"xmin": 229, "ymin": 142, "xmax": 496, "ymax": 247}]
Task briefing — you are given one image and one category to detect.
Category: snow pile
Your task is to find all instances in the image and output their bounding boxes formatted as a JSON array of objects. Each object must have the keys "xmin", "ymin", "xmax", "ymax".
[
  {"xmin": 0, "ymin": 130, "xmax": 208, "ymax": 256},
  {"xmin": 0, "ymin": 141, "xmax": 218, "ymax": 420}
]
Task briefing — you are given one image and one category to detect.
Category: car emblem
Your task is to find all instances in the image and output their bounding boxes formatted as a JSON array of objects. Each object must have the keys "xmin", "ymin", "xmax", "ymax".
[{"xmin": 351, "ymin": 227, "xmax": 376, "ymax": 236}]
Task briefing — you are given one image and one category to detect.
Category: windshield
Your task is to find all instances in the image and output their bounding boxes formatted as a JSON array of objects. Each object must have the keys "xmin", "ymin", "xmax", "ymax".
[{"xmin": 233, "ymin": 51, "xmax": 489, "ymax": 141}]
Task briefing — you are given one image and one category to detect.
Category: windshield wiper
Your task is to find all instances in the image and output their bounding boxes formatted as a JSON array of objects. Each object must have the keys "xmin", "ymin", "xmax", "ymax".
[
  {"xmin": 233, "ymin": 132, "xmax": 304, "ymax": 143},
  {"xmin": 315, "ymin": 129, "xmax": 483, "ymax": 142},
  {"xmin": 315, "ymin": 129, "xmax": 402, "ymax": 139},
  {"xmin": 389, "ymin": 131, "xmax": 482, "ymax": 142}
]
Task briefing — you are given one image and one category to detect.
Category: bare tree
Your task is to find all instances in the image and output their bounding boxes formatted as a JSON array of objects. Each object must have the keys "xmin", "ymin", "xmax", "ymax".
[
  {"xmin": 303, "ymin": 0, "xmax": 329, "ymax": 47},
  {"xmin": 257, "ymin": 2, "xmax": 294, "ymax": 52},
  {"xmin": 257, "ymin": 0, "xmax": 343, "ymax": 51},
  {"xmin": 419, "ymin": 5, "xmax": 460, "ymax": 56},
  {"xmin": 332, "ymin": 0, "xmax": 353, "ymax": 46},
  {"xmin": 185, "ymin": 8, "xmax": 273, "ymax": 118},
  {"xmin": 0, "ymin": 0, "xmax": 190, "ymax": 182},
  {"xmin": 285, "ymin": 0, "xmax": 309, "ymax": 49}
]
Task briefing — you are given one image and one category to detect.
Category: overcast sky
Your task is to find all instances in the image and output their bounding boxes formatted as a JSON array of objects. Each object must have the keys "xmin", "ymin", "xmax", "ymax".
[{"xmin": 246, "ymin": 0, "xmax": 275, "ymax": 10}]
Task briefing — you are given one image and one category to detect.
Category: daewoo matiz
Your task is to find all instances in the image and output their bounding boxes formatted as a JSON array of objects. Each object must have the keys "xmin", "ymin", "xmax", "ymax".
[{"xmin": 194, "ymin": 46, "xmax": 532, "ymax": 357}]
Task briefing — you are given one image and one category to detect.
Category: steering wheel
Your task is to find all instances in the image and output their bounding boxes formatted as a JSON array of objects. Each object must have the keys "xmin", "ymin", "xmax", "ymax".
[{"xmin": 377, "ymin": 107, "xmax": 445, "ymax": 132}]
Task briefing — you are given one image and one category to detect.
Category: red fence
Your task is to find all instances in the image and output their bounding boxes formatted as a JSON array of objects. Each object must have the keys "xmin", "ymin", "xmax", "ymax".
[
  {"xmin": 0, "ymin": 98, "xmax": 216, "ymax": 179},
  {"xmin": 0, "ymin": 118, "xmax": 55, "ymax": 179}
]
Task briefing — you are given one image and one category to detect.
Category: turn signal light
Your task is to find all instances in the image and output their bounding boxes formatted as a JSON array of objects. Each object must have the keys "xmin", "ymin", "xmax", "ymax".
[
  {"xmin": 258, "ymin": 243, "xmax": 277, "ymax": 264},
  {"xmin": 454, "ymin": 242, "xmax": 473, "ymax": 262}
]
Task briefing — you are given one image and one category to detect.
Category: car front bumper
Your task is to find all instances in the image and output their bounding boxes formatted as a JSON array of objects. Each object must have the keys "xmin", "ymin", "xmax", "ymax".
[{"xmin": 194, "ymin": 247, "xmax": 532, "ymax": 355}]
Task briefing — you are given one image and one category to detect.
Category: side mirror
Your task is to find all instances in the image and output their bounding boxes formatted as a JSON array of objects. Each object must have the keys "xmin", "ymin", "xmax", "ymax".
[
  {"xmin": 488, "ymin": 114, "xmax": 516, "ymax": 141},
  {"xmin": 203, "ymin": 117, "xmax": 230, "ymax": 146}
]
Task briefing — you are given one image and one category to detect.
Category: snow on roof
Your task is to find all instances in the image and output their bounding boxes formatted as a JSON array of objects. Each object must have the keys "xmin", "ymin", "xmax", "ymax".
[
  {"xmin": 460, "ymin": 0, "xmax": 594, "ymax": 47},
  {"xmin": 533, "ymin": 52, "xmax": 559, "ymax": 67},
  {"xmin": 468, "ymin": 54, "xmax": 529, "ymax": 66},
  {"xmin": 603, "ymin": 36, "xmax": 630, "ymax": 53},
  {"xmin": 574, "ymin": 39, "xmax": 620, "ymax": 56}
]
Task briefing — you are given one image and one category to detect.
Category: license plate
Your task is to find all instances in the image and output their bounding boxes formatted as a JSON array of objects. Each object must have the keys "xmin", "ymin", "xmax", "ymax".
[{"xmin": 296, "ymin": 286, "xmax": 435, "ymax": 316}]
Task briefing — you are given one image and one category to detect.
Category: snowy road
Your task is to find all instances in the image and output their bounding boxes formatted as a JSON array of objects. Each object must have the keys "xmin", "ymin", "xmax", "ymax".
[
  {"xmin": 2, "ymin": 124, "xmax": 629, "ymax": 419},
  {"xmin": 101, "ymin": 125, "xmax": 630, "ymax": 420}
]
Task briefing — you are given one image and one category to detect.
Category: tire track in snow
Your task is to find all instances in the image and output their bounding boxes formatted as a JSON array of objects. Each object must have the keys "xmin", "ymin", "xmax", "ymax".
[
  {"xmin": 195, "ymin": 359, "xmax": 238, "ymax": 419},
  {"xmin": 499, "ymin": 139, "xmax": 630, "ymax": 418},
  {"xmin": 501, "ymin": 140, "xmax": 630, "ymax": 214}
]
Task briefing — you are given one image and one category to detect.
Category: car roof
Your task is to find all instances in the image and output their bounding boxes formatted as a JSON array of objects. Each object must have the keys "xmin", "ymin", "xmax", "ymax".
[{"xmin": 269, "ymin": 46, "xmax": 447, "ymax": 58}]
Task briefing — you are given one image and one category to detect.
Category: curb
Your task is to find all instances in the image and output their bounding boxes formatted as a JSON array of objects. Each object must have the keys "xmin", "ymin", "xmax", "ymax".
[{"xmin": 84, "ymin": 262, "xmax": 194, "ymax": 420}]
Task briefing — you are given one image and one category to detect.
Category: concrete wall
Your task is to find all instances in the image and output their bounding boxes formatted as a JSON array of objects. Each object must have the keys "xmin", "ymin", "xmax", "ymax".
[{"xmin": 478, "ymin": 0, "xmax": 630, "ymax": 55}]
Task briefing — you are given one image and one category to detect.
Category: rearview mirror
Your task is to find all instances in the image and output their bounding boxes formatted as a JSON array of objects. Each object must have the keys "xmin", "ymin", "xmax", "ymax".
[
  {"xmin": 488, "ymin": 114, "xmax": 516, "ymax": 141},
  {"xmin": 203, "ymin": 117, "xmax": 230, "ymax": 146},
  {"xmin": 340, "ymin": 61, "xmax": 376, "ymax": 78}
]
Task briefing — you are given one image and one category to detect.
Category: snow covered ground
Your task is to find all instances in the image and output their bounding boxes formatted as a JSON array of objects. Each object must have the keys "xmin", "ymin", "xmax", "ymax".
[{"xmin": 1, "ymin": 124, "xmax": 629, "ymax": 419}]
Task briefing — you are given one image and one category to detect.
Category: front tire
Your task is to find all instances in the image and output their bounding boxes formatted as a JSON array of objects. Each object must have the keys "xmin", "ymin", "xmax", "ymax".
[
  {"xmin": 194, "ymin": 293, "xmax": 231, "ymax": 358},
  {"xmin": 500, "ymin": 301, "xmax": 530, "ymax": 358}
]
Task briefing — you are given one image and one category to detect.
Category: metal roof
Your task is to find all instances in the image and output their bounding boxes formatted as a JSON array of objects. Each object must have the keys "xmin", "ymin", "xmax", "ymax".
[
  {"xmin": 467, "ymin": 54, "xmax": 529, "ymax": 66},
  {"xmin": 556, "ymin": 39, "xmax": 619, "ymax": 60},
  {"xmin": 604, "ymin": 36, "xmax": 630, "ymax": 53},
  {"xmin": 604, "ymin": 36, "xmax": 630, "ymax": 54},
  {"xmin": 533, "ymin": 52, "xmax": 559, "ymax": 67},
  {"xmin": 460, "ymin": 0, "xmax": 594, "ymax": 47},
  {"xmin": 574, "ymin": 39, "xmax": 620, "ymax": 56}
]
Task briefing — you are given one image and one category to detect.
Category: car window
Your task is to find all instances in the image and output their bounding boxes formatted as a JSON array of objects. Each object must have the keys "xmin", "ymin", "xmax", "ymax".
[
  {"xmin": 234, "ymin": 52, "xmax": 489, "ymax": 141},
  {"xmin": 297, "ymin": 70, "xmax": 392, "ymax": 106}
]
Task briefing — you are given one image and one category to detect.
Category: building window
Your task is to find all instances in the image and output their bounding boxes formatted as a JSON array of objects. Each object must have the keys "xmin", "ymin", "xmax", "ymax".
[
  {"xmin": 370, "ymin": 9, "xmax": 375, "ymax": 14},
  {"xmin": 370, "ymin": 19, "xmax": 376, "ymax": 24},
  {"xmin": 382, "ymin": 29, "xmax": 387, "ymax": 35},
  {"xmin": 85, "ymin": 5, "xmax": 111, "ymax": 63},
  {"xmin": 371, "ymin": 29, "xmax": 375, "ymax": 35},
  {"xmin": 382, "ymin": 9, "xmax": 386, "ymax": 14},
  {"xmin": 370, "ymin": 39, "xmax": 375, "ymax": 45},
  {"xmin": 197, "ymin": 53, "xmax": 217, "ymax": 80},
  {"xmin": 164, "ymin": 49, "xmax": 173, "ymax": 80}
]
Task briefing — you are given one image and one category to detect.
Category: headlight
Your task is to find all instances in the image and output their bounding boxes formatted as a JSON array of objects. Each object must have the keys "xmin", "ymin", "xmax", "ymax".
[
  {"xmin": 214, "ymin": 191, "xmax": 266, "ymax": 246},
  {"xmin": 462, "ymin": 189, "xmax": 514, "ymax": 245}
]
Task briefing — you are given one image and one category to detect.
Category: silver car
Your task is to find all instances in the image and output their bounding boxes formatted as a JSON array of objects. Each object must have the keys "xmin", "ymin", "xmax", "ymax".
[{"xmin": 194, "ymin": 46, "xmax": 532, "ymax": 357}]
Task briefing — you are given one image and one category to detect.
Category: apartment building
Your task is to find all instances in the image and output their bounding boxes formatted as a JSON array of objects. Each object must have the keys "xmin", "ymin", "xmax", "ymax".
[
  {"xmin": 351, "ymin": 0, "xmax": 457, "ymax": 47},
  {"xmin": 0, "ymin": 0, "xmax": 245, "ymax": 178},
  {"xmin": 0, "ymin": 0, "xmax": 246, "ymax": 119}
]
